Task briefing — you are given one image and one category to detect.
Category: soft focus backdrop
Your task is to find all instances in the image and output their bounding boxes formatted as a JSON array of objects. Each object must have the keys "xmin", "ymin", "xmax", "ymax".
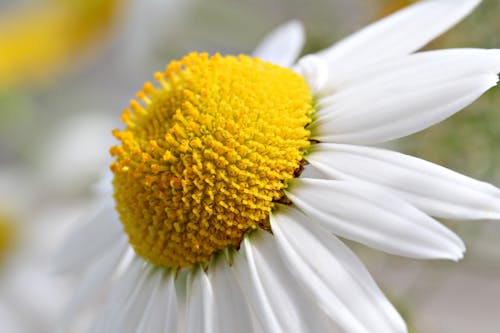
[{"xmin": 0, "ymin": 0, "xmax": 499, "ymax": 332}]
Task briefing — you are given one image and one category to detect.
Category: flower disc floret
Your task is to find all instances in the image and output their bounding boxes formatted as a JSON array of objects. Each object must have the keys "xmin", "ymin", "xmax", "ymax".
[{"xmin": 110, "ymin": 52, "xmax": 313, "ymax": 267}]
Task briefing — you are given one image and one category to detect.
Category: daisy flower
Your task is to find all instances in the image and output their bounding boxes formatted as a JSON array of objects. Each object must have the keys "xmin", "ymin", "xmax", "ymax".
[{"xmin": 56, "ymin": 0, "xmax": 500, "ymax": 332}]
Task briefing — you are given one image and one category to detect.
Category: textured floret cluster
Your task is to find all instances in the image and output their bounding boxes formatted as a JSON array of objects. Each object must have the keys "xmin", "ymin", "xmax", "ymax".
[{"xmin": 111, "ymin": 53, "xmax": 313, "ymax": 267}]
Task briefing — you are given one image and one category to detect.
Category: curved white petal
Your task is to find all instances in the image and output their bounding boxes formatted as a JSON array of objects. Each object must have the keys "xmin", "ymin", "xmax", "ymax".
[
  {"xmin": 307, "ymin": 143, "xmax": 500, "ymax": 220},
  {"xmin": 90, "ymin": 257, "xmax": 145, "ymax": 333},
  {"xmin": 233, "ymin": 231, "xmax": 338, "ymax": 333},
  {"xmin": 54, "ymin": 201, "xmax": 123, "ymax": 273},
  {"xmin": 287, "ymin": 178, "xmax": 465, "ymax": 260},
  {"xmin": 175, "ymin": 269, "xmax": 190, "ymax": 333},
  {"xmin": 271, "ymin": 206, "xmax": 406, "ymax": 333},
  {"xmin": 107, "ymin": 267, "xmax": 156, "ymax": 333},
  {"xmin": 312, "ymin": 49, "xmax": 500, "ymax": 144},
  {"xmin": 316, "ymin": 0, "xmax": 480, "ymax": 85},
  {"xmin": 162, "ymin": 273, "xmax": 179, "ymax": 333},
  {"xmin": 134, "ymin": 270, "xmax": 164, "ymax": 333},
  {"xmin": 294, "ymin": 55, "xmax": 328, "ymax": 93},
  {"xmin": 313, "ymin": 72, "xmax": 498, "ymax": 144},
  {"xmin": 62, "ymin": 238, "xmax": 127, "ymax": 326},
  {"xmin": 187, "ymin": 268, "xmax": 215, "ymax": 333},
  {"xmin": 321, "ymin": 48, "xmax": 500, "ymax": 92},
  {"xmin": 209, "ymin": 253, "xmax": 255, "ymax": 333},
  {"xmin": 252, "ymin": 20, "xmax": 304, "ymax": 68},
  {"xmin": 134, "ymin": 271, "xmax": 177, "ymax": 333}
]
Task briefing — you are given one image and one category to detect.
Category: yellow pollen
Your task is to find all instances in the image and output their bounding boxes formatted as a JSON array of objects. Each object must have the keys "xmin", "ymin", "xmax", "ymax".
[{"xmin": 111, "ymin": 52, "xmax": 313, "ymax": 268}]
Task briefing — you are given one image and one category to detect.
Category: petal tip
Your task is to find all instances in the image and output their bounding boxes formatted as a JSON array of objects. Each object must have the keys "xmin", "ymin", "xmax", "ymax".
[{"xmin": 447, "ymin": 240, "xmax": 466, "ymax": 262}]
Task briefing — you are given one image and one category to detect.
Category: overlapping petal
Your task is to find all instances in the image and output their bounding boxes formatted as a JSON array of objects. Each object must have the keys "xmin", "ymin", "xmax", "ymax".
[
  {"xmin": 307, "ymin": 143, "xmax": 500, "ymax": 220},
  {"xmin": 175, "ymin": 269, "xmax": 189, "ymax": 333},
  {"xmin": 233, "ymin": 231, "xmax": 336, "ymax": 333},
  {"xmin": 135, "ymin": 271, "xmax": 178, "ymax": 333},
  {"xmin": 286, "ymin": 178, "xmax": 465, "ymax": 260},
  {"xmin": 316, "ymin": 0, "xmax": 480, "ymax": 85},
  {"xmin": 271, "ymin": 206, "xmax": 406, "ymax": 333},
  {"xmin": 187, "ymin": 268, "xmax": 215, "ymax": 333},
  {"xmin": 311, "ymin": 49, "xmax": 500, "ymax": 144},
  {"xmin": 294, "ymin": 55, "xmax": 329, "ymax": 93},
  {"xmin": 210, "ymin": 254, "xmax": 255, "ymax": 333},
  {"xmin": 90, "ymin": 257, "xmax": 145, "ymax": 333},
  {"xmin": 321, "ymin": 48, "xmax": 500, "ymax": 91},
  {"xmin": 108, "ymin": 266, "xmax": 158, "ymax": 333}
]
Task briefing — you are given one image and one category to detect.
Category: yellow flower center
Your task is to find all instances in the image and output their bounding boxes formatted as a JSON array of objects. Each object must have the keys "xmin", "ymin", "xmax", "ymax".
[{"xmin": 111, "ymin": 52, "xmax": 313, "ymax": 268}]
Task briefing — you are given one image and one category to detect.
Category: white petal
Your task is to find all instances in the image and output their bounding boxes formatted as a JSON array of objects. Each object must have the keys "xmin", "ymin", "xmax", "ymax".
[
  {"xmin": 271, "ymin": 206, "xmax": 406, "ymax": 333},
  {"xmin": 252, "ymin": 20, "xmax": 304, "ymax": 67},
  {"xmin": 209, "ymin": 253, "xmax": 255, "ymax": 333},
  {"xmin": 54, "ymin": 201, "xmax": 123, "ymax": 273},
  {"xmin": 307, "ymin": 143, "xmax": 500, "ymax": 220},
  {"xmin": 313, "ymin": 72, "xmax": 498, "ymax": 144},
  {"xmin": 316, "ymin": 0, "xmax": 480, "ymax": 84},
  {"xmin": 321, "ymin": 48, "xmax": 500, "ymax": 92},
  {"xmin": 233, "ymin": 230, "xmax": 337, "ymax": 333},
  {"xmin": 134, "ymin": 270, "xmax": 177, "ymax": 333},
  {"xmin": 287, "ymin": 178, "xmax": 465, "ymax": 260},
  {"xmin": 187, "ymin": 268, "xmax": 215, "ymax": 333},
  {"xmin": 107, "ymin": 266, "xmax": 156, "ymax": 333},
  {"xmin": 162, "ymin": 273, "xmax": 179, "ymax": 333},
  {"xmin": 90, "ymin": 256, "xmax": 145, "ymax": 333},
  {"xmin": 293, "ymin": 55, "xmax": 328, "ymax": 93},
  {"xmin": 175, "ymin": 269, "xmax": 190, "ymax": 333},
  {"xmin": 313, "ymin": 49, "xmax": 500, "ymax": 144},
  {"xmin": 62, "ymin": 238, "xmax": 127, "ymax": 325},
  {"xmin": 134, "ymin": 271, "xmax": 164, "ymax": 333}
]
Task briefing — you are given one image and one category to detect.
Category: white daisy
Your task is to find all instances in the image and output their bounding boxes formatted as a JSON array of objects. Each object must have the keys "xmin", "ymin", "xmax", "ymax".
[{"xmin": 56, "ymin": 0, "xmax": 500, "ymax": 332}]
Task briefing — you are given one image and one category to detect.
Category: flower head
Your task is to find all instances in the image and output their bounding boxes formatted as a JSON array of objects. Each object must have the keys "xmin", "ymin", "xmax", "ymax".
[
  {"xmin": 57, "ymin": 0, "xmax": 500, "ymax": 332},
  {"xmin": 110, "ymin": 53, "xmax": 312, "ymax": 267}
]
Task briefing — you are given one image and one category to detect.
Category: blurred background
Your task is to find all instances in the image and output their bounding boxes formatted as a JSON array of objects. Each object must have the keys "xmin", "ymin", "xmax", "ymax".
[{"xmin": 0, "ymin": 0, "xmax": 499, "ymax": 332}]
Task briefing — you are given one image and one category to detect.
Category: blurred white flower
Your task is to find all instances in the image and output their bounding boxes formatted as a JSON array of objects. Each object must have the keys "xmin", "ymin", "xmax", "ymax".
[{"xmin": 0, "ymin": 168, "xmax": 71, "ymax": 333}]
